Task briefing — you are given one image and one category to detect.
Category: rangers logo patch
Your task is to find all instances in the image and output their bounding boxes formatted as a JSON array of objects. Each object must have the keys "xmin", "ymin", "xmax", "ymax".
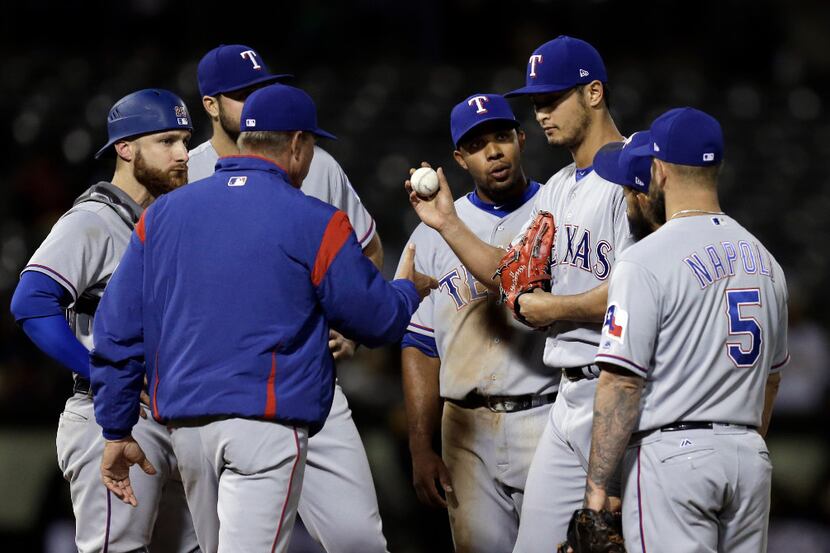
[{"xmin": 603, "ymin": 303, "xmax": 628, "ymax": 343}]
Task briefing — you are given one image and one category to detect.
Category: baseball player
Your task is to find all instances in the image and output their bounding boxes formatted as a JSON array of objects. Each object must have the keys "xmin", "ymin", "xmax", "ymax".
[
  {"xmin": 89, "ymin": 83, "xmax": 435, "ymax": 553},
  {"xmin": 405, "ymin": 36, "xmax": 634, "ymax": 549},
  {"xmin": 9, "ymin": 89, "xmax": 199, "ymax": 553},
  {"xmin": 186, "ymin": 44, "xmax": 391, "ymax": 553},
  {"xmin": 583, "ymin": 107, "xmax": 788, "ymax": 553},
  {"xmin": 400, "ymin": 93, "xmax": 555, "ymax": 553}
]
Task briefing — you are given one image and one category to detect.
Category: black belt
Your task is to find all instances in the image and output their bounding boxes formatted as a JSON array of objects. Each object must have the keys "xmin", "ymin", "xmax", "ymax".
[
  {"xmin": 561, "ymin": 364, "xmax": 601, "ymax": 382},
  {"xmin": 631, "ymin": 421, "xmax": 714, "ymax": 442},
  {"xmin": 446, "ymin": 391, "xmax": 558, "ymax": 413},
  {"xmin": 73, "ymin": 377, "xmax": 92, "ymax": 396}
]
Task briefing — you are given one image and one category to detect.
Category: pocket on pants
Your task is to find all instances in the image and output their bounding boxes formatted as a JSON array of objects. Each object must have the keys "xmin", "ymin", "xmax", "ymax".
[
  {"xmin": 60, "ymin": 409, "xmax": 89, "ymax": 423},
  {"xmin": 660, "ymin": 447, "xmax": 716, "ymax": 465}
]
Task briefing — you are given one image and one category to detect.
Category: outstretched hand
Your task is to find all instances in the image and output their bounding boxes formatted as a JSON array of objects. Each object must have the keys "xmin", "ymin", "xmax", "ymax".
[
  {"xmin": 101, "ymin": 436, "xmax": 157, "ymax": 507},
  {"xmin": 405, "ymin": 164, "xmax": 458, "ymax": 233},
  {"xmin": 396, "ymin": 243, "xmax": 439, "ymax": 299}
]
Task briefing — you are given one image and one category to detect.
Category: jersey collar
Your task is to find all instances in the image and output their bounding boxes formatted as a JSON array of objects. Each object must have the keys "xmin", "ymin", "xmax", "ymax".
[
  {"xmin": 466, "ymin": 180, "xmax": 541, "ymax": 218},
  {"xmin": 574, "ymin": 165, "xmax": 593, "ymax": 182},
  {"xmin": 215, "ymin": 155, "xmax": 290, "ymax": 179}
]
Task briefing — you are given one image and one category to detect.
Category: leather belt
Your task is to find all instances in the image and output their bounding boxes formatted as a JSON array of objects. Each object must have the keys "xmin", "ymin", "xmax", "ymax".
[
  {"xmin": 561, "ymin": 364, "xmax": 601, "ymax": 382},
  {"xmin": 447, "ymin": 391, "xmax": 558, "ymax": 413},
  {"xmin": 73, "ymin": 377, "xmax": 92, "ymax": 397},
  {"xmin": 631, "ymin": 421, "xmax": 716, "ymax": 442}
]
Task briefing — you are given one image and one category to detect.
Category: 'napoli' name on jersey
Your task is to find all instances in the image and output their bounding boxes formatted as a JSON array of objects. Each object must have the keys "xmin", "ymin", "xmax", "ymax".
[{"xmin": 684, "ymin": 236, "xmax": 774, "ymax": 290}]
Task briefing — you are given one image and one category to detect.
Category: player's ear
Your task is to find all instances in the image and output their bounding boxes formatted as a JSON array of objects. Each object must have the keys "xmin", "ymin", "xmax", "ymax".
[
  {"xmin": 516, "ymin": 129, "xmax": 526, "ymax": 150},
  {"xmin": 290, "ymin": 131, "xmax": 304, "ymax": 160},
  {"xmin": 585, "ymin": 81, "xmax": 604, "ymax": 109},
  {"xmin": 452, "ymin": 149, "xmax": 468, "ymax": 171},
  {"xmin": 114, "ymin": 141, "xmax": 134, "ymax": 163},
  {"xmin": 202, "ymin": 96, "xmax": 219, "ymax": 119}
]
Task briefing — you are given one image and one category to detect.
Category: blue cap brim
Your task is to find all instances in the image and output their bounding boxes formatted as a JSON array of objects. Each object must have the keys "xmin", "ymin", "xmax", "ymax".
[
  {"xmin": 624, "ymin": 131, "xmax": 655, "ymax": 160},
  {"xmin": 312, "ymin": 128, "xmax": 337, "ymax": 140},
  {"xmin": 454, "ymin": 117, "xmax": 520, "ymax": 147},
  {"xmin": 593, "ymin": 142, "xmax": 626, "ymax": 186},
  {"xmin": 206, "ymin": 73, "xmax": 294, "ymax": 97},
  {"xmin": 504, "ymin": 83, "xmax": 575, "ymax": 98}
]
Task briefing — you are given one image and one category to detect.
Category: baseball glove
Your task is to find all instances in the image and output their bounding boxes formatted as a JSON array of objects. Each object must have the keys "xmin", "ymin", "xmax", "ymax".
[
  {"xmin": 556, "ymin": 509, "xmax": 626, "ymax": 553},
  {"xmin": 493, "ymin": 210, "xmax": 555, "ymax": 326}
]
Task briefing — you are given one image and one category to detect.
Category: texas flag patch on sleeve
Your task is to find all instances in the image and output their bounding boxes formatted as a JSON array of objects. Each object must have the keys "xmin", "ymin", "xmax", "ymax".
[{"xmin": 602, "ymin": 303, "xmax": 628, "ymax": 344}]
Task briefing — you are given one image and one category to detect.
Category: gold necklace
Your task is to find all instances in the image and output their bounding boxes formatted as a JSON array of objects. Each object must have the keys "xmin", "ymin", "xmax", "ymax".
[{"xmin": 669, "ymin": 209, "xmax": 725, "ymax": 221}]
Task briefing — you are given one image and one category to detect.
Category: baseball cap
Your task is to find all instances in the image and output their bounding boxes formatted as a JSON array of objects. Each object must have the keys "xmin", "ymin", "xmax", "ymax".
[
  {"xmin": 240, "ymin": 84, "xmax": 336, "ymax": 140},
  {"xmin": 593, "ymin": 132, "xmax": 652, "ymax": 193},
  {"xmin": 197, "ymin": 44, "xmax": 292, "ymax": 97},
  {"xmin": 450, "ymin": 93, "xmax": 520, "ymax": 147},
  {"xmin": 627, "ymin": 107, "xmax": 724, "ymax": 167},
  {"xmin": 95, "ymin": 89, "xmax": 193, "ymax": 159},
  {"xmin": 505, "ymin": 36, "xmax": 607, "ymax": 98}
]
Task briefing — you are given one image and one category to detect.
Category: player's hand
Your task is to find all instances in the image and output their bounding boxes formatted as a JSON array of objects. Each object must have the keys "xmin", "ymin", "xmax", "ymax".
[
  {"xmin": 101, "ymin": 436, "xmax": 156, "ymax": 507},
  {"xmin": 396, "ymin": 243, "xmax": 439, "ymax": 299},
  {"xmin": 410, "ymin": 447, "xmax": 453, "ymax": 509},
  {"xmin": 516, "ymin": 288, "xmax": 559, "ymax": 328},
  {"xmin": 405, "ymin": 164, "xmax": 459, "ymax": 233},
  {"xmin": 138, "ymin": 376, "xmax": 151, "ymax": 419},
  {"xmin": 328, "ymin": 330, "xmax": 356, "ymax": 360}
]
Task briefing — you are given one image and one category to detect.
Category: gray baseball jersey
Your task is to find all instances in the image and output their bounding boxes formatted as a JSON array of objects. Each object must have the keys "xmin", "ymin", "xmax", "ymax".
[
  {"xmin": 402, "ymin": 182, "xmax": 557, "ymax": 553},
  {"xmin": 513, "ymin": 165, "xmax": 634, "ymax": 552},
  {"xmin": 188, "ymin": 139, "xmax": 389, "ymax": 553},
  {"xmin": 404, "ymin": 184, "xmax": 555, "ymax": 399},
  {"xmin": 596, "ymin": 214, "xmax": 789, "ymax": 429},
  {"xmin": 24, "ymin": 182, "xmax": 198, "ymax": 553},
  {"xmin": 188, "ymin": 141, "xmax": 376, "ymax": 248},
  {"xmin": 596, "ymin": 213, "xmax": 788, "ymax": 553},
  {"xmin": 526, "ymin": 164, "xmax": 635, "ymax": 367}
]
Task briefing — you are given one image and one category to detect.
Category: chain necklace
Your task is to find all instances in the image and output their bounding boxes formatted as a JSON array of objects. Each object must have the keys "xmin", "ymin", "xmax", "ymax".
[{"xmin": 669, "ymin": 209, "xmax": 726, "ymax": 221}]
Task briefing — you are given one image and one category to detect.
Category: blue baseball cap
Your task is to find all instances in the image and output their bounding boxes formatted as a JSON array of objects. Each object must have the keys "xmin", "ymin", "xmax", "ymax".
[
  {"xmin": 628, "ymin": 107, "xmax": 723, "ymax": 167},
  {"xmin": 240, "ymin": 84, "xmax": 336, "ymax": 140},
  {"xmin": 505, "ymin": 36, "xmax": 607, "ymax": 98},
  {"xmin": 450, "ymin": 93, "xmax": 519, "ymax": 147},
  {"xmin": 198, "ymin": 44, "xmax": 292, "ymax": 97},
  {"xmin": 593, "ymin": 132, "xmax": 652, "ymax": 193}
]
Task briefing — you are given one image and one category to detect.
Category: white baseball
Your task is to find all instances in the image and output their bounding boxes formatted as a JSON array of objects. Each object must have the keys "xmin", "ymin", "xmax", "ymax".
[{"xmin": 411, "ymin": 167, "xmax": 439, "ymax": 198}]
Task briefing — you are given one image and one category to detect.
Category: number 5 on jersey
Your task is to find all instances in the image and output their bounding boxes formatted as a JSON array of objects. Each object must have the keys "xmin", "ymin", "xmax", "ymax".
[{"xmin": 725, "ymin": 288, "xmax": 762, "ymax": 367}]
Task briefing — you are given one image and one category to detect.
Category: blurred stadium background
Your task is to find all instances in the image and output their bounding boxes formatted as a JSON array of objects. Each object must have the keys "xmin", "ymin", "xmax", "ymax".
[{"xmin": 1, "ymin": 1, "xmax": 828, "ymax": 551}]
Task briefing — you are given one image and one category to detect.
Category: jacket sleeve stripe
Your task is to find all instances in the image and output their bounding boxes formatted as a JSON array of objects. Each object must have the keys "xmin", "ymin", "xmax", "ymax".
[
  {"xmin": 311, "ymin": 211, "xmax": 354, "ymax": 286},
  {"xmin": 135, "ymin": 212, "xmax": 147, "ymax": 244},
  {"xmin": 265, "ymin": 350, "xmax": 277, "ymax": 418}
]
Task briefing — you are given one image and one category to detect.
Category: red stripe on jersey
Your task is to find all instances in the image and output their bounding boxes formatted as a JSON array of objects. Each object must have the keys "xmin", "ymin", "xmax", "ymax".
[
  {"xmin": 136, "ymin": 212, "xmax": 147, "ymax": 244},
  {"xmin": 311, "ymin": 211, "xmax": 354, "ymax": 286},
  {"xmin": 265, "ymin": 350, "xmax": 277, "ymax": 418},
  {"xmin": 151, "ymin": 350, "xmax": 160, "ymax": 421}
]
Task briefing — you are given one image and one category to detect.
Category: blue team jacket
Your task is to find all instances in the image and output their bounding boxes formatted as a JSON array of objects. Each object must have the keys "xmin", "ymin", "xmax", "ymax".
[{"xmin": 90, "ymin": 155, "xmax": 420, "ymax": 439}]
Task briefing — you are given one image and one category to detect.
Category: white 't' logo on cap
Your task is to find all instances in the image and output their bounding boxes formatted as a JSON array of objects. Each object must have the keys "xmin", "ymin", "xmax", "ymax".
[
  {"xmin": 240, "ymin": 50, "xmax": 262, "ymax": 70},
  {"xmin": 529, "ymin": 55, "xmax": 543, "ymax": 78},
  {"xmin": 468, "ymin": 96, "xmax": 489, "ymax": 114}
]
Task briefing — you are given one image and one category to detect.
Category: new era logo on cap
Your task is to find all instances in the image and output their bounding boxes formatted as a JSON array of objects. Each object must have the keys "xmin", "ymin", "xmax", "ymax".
[{"xmin": 579, "ymin": 69, "xmax": 589, "ymax": 77}]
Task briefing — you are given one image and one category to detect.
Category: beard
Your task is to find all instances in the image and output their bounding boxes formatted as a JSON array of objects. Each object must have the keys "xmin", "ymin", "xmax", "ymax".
[
  {"xmin": 627, "ymin": 201, "xmax": 654, "ymax": 242},
  {"xmin": 218, "ymin": 102, "xmax": 240, "ymax": 142},
  {"xmin": 134, "ymin": 149, "xmax": 188, "ymax": 198},
  {"xmin": 646, "ymin": 184, "xmax": 667, "ymax": 227},
  {"xmin": 546, "ymin": 102, "xmax": 590, "ymax": 150}
]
